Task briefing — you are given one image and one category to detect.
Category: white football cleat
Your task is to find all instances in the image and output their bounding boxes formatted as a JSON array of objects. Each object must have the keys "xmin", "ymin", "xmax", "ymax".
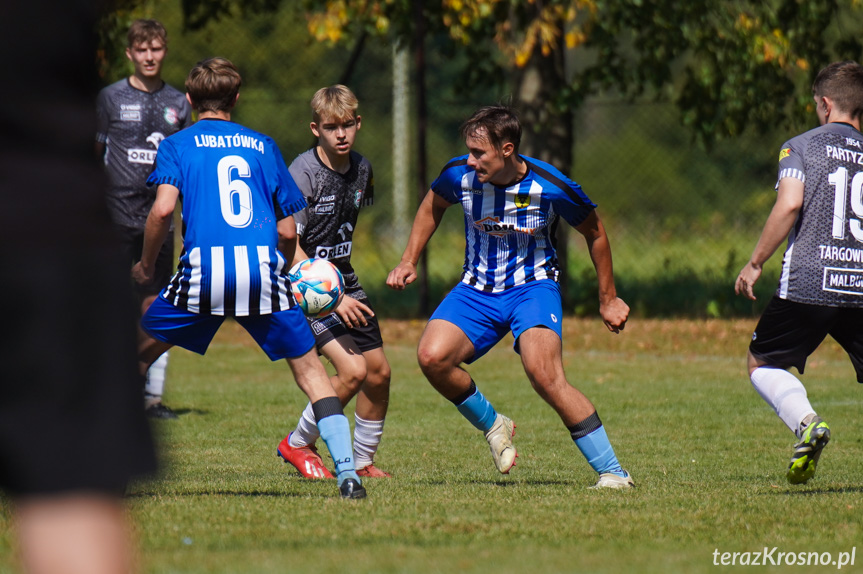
[
  {"xmin": 591, "ymin": 470, "xmax": 635, "ymax": 489},
  {"xmin": 484, "ymin": 414, "xmax": 517, "ymax": 474}
]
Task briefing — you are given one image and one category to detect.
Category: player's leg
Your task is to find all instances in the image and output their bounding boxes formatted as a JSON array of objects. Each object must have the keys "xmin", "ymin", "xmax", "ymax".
[
  {"xmin": 243, "ymin": 308, "xmax": 364, "ymax": 498},
  {"xmin": 420, "ymin": 284, "xmax": 516, "ymax": 473},
  {"xmin": 518, "ymin": 326, "xmax": 631, "ymax": 488},
  {"xmin": 14, "ymin": 495, "xmax": 134, "ymax": 574},
  {"xmin": 138, "ymin": 336, "xmax": 173, "ymax": 379},
  {"xmin": 285, "ymin": 349, "xmax": 364, "ymax": 497},
  {"xmin": 134, "ymin": 230, "xmax": 177, "ymax": 419},
  {"xmin": 510, "ymin": 280, "xmax": 631, "ymax": 487},
  {"xmin": 281, "ymin": 332, "xmax": 365, "ymax": 479},
  {"xmin": 141, "ymin": 294, "xmax": 174, "ymax": 419},
  {"xmin": 747, "ymin": 297, "xmax": 833, "ymax": 484},
  {"xmin": 354, "ymin": 346, "xmax": 392, "ymax": 476}
]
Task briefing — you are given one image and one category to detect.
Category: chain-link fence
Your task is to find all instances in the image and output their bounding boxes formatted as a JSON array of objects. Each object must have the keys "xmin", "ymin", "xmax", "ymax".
[{"xmin": 107, "ymin": 2, "xmax": 801, "ymax": 318}]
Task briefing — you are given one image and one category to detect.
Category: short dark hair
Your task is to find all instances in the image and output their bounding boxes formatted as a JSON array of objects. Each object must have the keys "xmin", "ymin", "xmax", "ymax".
[
  {"xmin": 460, "ymin": 106, "xmax": 522, "ymax": 152},
  {"xmin": 185, "ymin": 58, "xmax": 242, "ymax": 113},
  {"xmin": 127, "ymin": 19, "xmax": 167, "ymax": 48},
  {"xmin": 812, "ymin": 61, "xmax": 863, "ymax": 120}
]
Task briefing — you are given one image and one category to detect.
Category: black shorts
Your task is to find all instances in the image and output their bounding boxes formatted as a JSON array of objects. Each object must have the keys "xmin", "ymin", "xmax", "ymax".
[
  {"xmin": 116, "ymin": 225, "xmax": 175, "ymax": 301},
  {"xmin": 308, "ymin": 296, "xmax": 384, "ymax": 353},
  {"xmin": 750, "ymin": 296, "xmax": 863, "ymax": 382},
  {"xmin": 0, "ymin": 245, "xmax": 157, "ymax": 496}
]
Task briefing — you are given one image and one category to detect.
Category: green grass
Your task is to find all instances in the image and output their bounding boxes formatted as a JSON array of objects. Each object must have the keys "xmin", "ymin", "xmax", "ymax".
[{"xmin": 3, "ymin": 318, "xmax": 863, "ymax": 573}]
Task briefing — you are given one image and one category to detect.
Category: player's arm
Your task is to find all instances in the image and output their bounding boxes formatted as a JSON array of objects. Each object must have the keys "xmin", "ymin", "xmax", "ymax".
[
  {"xmin": 291, "ymin": 244, "xmax": 311, "ymax": 266},
  {"xmin": 735, "ymin": 177, "xmax": 804, "ymax": 300},
  {"xmin": 386, "ymin": 191, "xmax": 452, "ymax": 290},
  {"xmin": 575, "ymin": 209, "xmax": 629, "ymax": 334},
  {"xmin": 132, "ymin": 184, "xmax": 179, "ymax": 285},
  {"xmin": 277, "ymin": 215, "xmax": 299, "ymax": 265}
]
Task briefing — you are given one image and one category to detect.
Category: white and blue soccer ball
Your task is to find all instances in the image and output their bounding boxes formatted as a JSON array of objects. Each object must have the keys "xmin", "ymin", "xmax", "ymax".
[{"xmin": 289, "ymin": 258, "xmax": 345, "ymax": 317}]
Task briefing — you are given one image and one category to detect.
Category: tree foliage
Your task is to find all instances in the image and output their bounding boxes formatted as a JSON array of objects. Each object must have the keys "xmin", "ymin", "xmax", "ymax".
[
  {"xmin": 296, "ymin": 0, "xmax": 863, "ymax": 145},
  {"xmin": 101, "ymin": 0, "xmax": 863, "ymax": 143}
]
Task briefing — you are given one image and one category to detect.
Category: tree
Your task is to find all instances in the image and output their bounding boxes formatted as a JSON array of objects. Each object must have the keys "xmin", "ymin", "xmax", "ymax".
[{"xmin": 298, "ymin": 0, "xmax": 863, "ymax": 141}]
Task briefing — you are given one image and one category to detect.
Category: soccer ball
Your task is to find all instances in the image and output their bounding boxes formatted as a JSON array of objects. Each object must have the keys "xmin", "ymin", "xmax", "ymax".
[{"xmin": 289, "ymin": 258, "xmax": 345, "ymax": 317}]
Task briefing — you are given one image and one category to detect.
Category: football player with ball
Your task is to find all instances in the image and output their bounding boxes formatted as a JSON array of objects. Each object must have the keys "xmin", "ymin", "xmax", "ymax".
[
  {"xmin": 277, "ymin": 85, "xmax": 394, "ymax": 480},
  {"xmin": 132, "ymin": 58, "xmax": 365, "ymax": 499}
]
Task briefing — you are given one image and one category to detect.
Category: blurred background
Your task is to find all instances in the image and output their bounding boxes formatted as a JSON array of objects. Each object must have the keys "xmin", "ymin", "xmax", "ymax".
[{"xmin": 97, "ymin": 0, "xmax": 863, "ymax": 318}]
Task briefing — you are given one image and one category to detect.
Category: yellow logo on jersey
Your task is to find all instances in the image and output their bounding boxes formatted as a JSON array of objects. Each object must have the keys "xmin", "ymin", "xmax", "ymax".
[
  {"xmin": 514, "ymin": 193, "xmax": 531, "ymax": 209},
  {"xmin": 779, "ymin": 148, "xmax": 791, "ymax": 161}
]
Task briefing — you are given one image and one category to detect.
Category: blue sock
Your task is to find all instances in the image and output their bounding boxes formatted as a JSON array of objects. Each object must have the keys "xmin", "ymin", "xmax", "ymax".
[
  {"xmin": 313, "ymin": 397, "xmax": 359, "ymax": 485},
  {"xmin": 451, "ymin": 381, "xmax": 498, "ymax": 432},
  {"xmin": 318, "ymin": 414, "xmax": 359, "ymax": 484},
  {"xmin": 569, "ymin": 412, "xmax": 625, "ymax": 477}
]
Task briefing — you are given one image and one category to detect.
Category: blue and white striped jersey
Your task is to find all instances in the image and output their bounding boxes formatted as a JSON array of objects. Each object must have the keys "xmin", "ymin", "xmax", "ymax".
[
  {"xmin": 147, "ymin": 119, "xmax": 307, "ymax": 316},
  {"xmin": 432, "ymin": 155, "xmax": 596, "ymax": 292}
]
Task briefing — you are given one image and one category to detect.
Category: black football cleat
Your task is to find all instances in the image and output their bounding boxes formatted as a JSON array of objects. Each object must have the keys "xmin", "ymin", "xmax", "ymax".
[
  {"xmin": 339, "ymin": 478, "xmax": 367, "ymax": 499},
  {"xmin": 145, "ymin": 402, "xmax": 178, "ymax": 419}
]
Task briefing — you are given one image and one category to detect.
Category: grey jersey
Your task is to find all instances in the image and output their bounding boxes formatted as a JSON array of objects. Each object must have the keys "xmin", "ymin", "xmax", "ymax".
[
  {"xmin": 96, "ymin": 79, "xmax": 191, "ymax": 228},
  {"xmin": 289, "ymin": 148, "xmax": 374, "ymax": 299},
  {"xmin": 775, "ymin": 121, "xmax": 863, "ymax": 307}
]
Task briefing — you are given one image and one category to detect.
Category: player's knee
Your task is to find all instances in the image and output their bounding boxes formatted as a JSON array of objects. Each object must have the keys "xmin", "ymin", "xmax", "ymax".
[
  {"xmin": 524, "ymin": 362, "xmax": 559, "ymax": 389},
  {"xmin": 747, "ymin": 350, "xmax": 766, "ymax": 376},
  {"xmin": 528, "ymin": 371, "xmax": 569, "ymax": 401},
  {"xmin": 417, "ymin": 345, "xmax": 445, "ymax": 376},
  {"xmin": 365, "ymin": 363, "xmax": 391, "ymax": 390},
  {"xmin": 338, "ymin": 360, "xmax": 367, "ymax": 393}
]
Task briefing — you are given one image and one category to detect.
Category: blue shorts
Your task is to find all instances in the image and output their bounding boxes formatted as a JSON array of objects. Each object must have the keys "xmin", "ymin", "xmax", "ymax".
[
  {"xmin": 142, "ymin": 296, "xmax": 316, "ymax": 361},
  {"xmin": 431, "ymin": 280, "xmax": 563, "ymax": 363}
]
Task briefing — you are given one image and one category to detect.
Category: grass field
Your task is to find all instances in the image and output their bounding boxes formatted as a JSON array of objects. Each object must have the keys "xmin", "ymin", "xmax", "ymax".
[{"xmin": 2, "ymin": 317, "xmax": 862, "ymax": 574}]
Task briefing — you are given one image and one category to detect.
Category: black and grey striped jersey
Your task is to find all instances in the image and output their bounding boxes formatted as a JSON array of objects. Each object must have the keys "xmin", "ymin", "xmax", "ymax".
[
  {"xmin": 96, "ymin": 79, "xmax": 192, "ymax": 228},
  {"xmin": 289, "ymin": 148, "xmax": 374, "ymax": 300},
  {"xmin": 775, "ymin": 121, "xmax": 863, "ymax": 307}
]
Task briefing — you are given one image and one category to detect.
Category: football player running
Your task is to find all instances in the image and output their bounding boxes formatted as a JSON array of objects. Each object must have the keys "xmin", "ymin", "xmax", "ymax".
[
  {"xmin": 736, "ymin": 61, "xmax": 863, "ymax": 485},
  {"xmin": 387, "ymin": 106, "xmax": 634, "ymax": 488}
]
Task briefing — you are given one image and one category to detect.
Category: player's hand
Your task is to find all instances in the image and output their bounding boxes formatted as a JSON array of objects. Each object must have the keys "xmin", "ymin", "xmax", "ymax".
[
  {"xmin": 131, "ymin": 261, "xmax": 153, "ymax": 285},
  {"xmin": 735, "ymin": 262, "xmax": 761, "ymax": 301},
  {"xmin": 599, "ymin": 296, "xmax": 629, "ymax": 334},
  {"xmin": 335, "ymin": 296, "xmax": 373, "ymax": 329},
  {"xmin": 386, "ymin": 260, "xmax": 417, "ymax": 290}
]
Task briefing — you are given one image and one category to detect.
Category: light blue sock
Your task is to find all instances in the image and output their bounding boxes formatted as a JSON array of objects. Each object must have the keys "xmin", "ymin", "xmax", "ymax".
[
  {"xmin": 570, "ymin": 413, "xmax": 625, "ymax": 477},
  {"xmin": 453, "ymin": 382, "xmax": 497, "ymax": 433},
  {"xmin": 318, "ymin": 414, "xmax": 359, "ymax": 484}
]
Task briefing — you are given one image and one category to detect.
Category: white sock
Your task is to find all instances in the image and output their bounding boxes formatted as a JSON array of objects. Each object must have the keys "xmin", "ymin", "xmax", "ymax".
[
  {"xmin": 145, "ymin": 351, "xmax": 169, "ymax": 400},
  {"xmin": 750, "ymin": 367, "xmax": 816, "ymax": 437},
  {"xmin": 354, "ymin": 415, "xmax": 385, "ymax": 469},
  {"xmin": 289, "ymin": 403, "xmax": 320, "ymax": 447}
]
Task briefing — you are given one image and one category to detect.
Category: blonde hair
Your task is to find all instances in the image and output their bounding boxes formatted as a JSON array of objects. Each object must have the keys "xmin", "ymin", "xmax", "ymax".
[{"xmin": 310, "ymin": 85, "xmax": 358, "ymax": 123}]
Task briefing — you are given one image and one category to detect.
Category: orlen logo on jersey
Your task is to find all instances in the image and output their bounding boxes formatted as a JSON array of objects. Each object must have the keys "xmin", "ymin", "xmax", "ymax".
[
  {"xmin": 128, "ymin": 132, "xmax": 166, "ymax": 165},
  {"xmin": 316, "ymin": 242, "xmax": 352, "ymax": 260},
  {"xmin": 474, "ymin": 216, "xmax": 537, "ymax": 237}
]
